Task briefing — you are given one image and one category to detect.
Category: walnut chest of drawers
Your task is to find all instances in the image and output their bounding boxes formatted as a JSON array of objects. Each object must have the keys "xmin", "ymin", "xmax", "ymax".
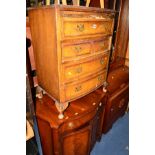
[{"xmin": 28, "ymin": 5, "xmax": 115, "ymax": 119}]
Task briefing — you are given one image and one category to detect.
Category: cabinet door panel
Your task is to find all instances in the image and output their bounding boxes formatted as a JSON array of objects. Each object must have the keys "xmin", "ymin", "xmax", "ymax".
[
  {"xmin": 109, "ymin": 84, "xmax": 129, "ymax": 119},
  {"xmin": 61, "ymin": 125, "xmax": 91, "ymax": 155}
]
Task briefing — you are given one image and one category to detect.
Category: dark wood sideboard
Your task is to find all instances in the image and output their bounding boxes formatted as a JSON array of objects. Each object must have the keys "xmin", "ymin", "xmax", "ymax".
[
  {"xmin": 102, "ymin": 65, "xmax": 129, "ymax": 133},
  {"xmin": 36, "ymin": 87, "xmax": 106, "ymax": 155}
]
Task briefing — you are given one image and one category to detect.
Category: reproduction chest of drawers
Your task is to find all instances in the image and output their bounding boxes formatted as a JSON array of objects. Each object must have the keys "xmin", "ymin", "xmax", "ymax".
[
  {"xmin": 36, "ymin": 87, "xmax": 106, "ymax": 155},
  {"xmin": 28, "ymin": 5, "xmax": 115, "ymax": 119}
]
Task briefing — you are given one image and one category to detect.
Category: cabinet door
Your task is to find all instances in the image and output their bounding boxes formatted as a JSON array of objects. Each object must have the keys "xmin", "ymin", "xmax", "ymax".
[
  {"xmin": 109, "ymin": 84, "xmax": 129, "ymax": 121},
  {"xmin": 91, "ymin": 114, "xmax": 98, "ymax": 148},
  {"xmin": 60, "ymin": 125, "xmax": 91, "ymax": 155},
  {"xmin": 96, "ymin": 104, "xmax": 105, "ymax": 141}
]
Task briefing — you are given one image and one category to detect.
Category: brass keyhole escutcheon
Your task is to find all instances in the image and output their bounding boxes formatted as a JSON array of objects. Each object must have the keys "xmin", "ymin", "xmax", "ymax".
[
  {"xmin": 74, "ymin": 46, "xmax": 82, "ymax": 53},
  {"xmin": 75, "ymin": 85, "xmax": 82, "ymax": 92},
  {"xmin": 100, "ymin": 58, "xmax": 104, "ymax": 65},
  {"xmin": 76, "ymin": 23, "xmax": 84, "ymax": 32},
  {"xmin": 75, "ymin": 66, "xmax": 82, "ymax": 74},
  {"xmin": 119, "ymin": 98, "xmax": 125, "ymax": 108},
  {"xmin": 98, "ymin": 75, "xmax": 102, "ymax": 81}
]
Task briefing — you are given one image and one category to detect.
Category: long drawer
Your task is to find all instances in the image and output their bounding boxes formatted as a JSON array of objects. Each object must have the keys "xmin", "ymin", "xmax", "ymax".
[
  {"xmin": 61, "ymin": 11, "xmax": 114, "ymax": 39},
  {"xmin": 64, "ymin": 71, "xmax": 106, "ymax": 101},
  {"xmin": 61, "ymin": 11, "xmax": 115, "ymax": 20},
  {"xmin": 61, "ymin": 37, "xmax": 112, "ymax": 62},
  {"xmin": 62, "ymin": 20, "xmax": 113, "ymax": 38},
  {"xmin": 62, "ymin": 53, "xmax": 109, "ymax": 82}
]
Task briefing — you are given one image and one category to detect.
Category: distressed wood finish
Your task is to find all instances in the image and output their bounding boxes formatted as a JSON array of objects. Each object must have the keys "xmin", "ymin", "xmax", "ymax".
[
  {"xmin": 36, "ymin": 87, "xmax": 106, "ymax": 155},
  {"xmin": 28, "ymin": 5, "xmax": 115, "ymax": 119},
  {"xmin": 102, "ymin": 66, "xmax": 129, "ymax": 133}
]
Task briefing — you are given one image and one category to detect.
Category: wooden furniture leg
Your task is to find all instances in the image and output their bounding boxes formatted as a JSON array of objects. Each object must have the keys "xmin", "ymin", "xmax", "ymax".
[
  {"xmin": 55, "ymin": 102, "xmax": 69, "ymax": 119},
  {"xmin": 36, "ymin": 86, "xmax": 69, "ymax": 119},
  {"xmin": 103, "ymin": 81, "xmax": 108, "ymax": 93}
]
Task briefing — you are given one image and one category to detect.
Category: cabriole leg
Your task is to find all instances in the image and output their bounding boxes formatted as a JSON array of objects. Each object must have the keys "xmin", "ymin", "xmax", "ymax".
[
  {"xmin": 103, "ymin": 81, "xmax": 108, "ymax": 93},
  {"xmin": 55, "ymin": 102, "xmax": 69, "ymax": 119}
]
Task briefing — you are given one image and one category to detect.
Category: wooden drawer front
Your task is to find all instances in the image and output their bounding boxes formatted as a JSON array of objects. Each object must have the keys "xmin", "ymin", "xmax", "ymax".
[
  {"xmin": 63, "ymin": 54, "xmax": 109, "ymax": 82},
  {"xmin": 109, "ymin": 84, "xmax": 129, "ymax": 118},
  {"xmin": 93, "ymin": 37, "xmax": 112, "ymax": 53},
  {"xmin": 61, "ymin": 11, "xmax": 115, "ymax": 20},
  {"xmin": 60, "ymin": 108, "xmax": 97, "ymax": 133},
  {"xmin": 93, "ymin": 53, "xmax": 109, "ymax": 72},
  {"xmin": 64, "ymin": 64, "xmax": 82, "ymax": 81},
  {"xmin": 63, "ymin": 20, "xmax": 113, "ymax": 38},
  {"xmin": 62, "ymin": 42, "xmax": 92, "ymax": 61},
  {"xmin": 65, "ymin": 72, "xmax": 106, "ymax": 100}
]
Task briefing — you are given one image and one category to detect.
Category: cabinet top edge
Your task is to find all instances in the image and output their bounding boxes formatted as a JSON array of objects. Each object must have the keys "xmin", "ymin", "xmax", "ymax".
[{"xmin": 28, "ymin": 4, "xmax": 116, "ymax": 14}]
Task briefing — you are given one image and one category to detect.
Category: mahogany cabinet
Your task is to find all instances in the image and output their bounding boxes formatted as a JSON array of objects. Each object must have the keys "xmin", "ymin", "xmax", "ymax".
[
  {"xmin": 102, "ymin": 66, "xmax": 129, "ymax": 133},
  {"xmin": 28, "ymin": 5, "xmax": 115, "ymax": 119},
  {"xmin": 36, "ymin": 87, "xmax": 106, "ymax": 155}
]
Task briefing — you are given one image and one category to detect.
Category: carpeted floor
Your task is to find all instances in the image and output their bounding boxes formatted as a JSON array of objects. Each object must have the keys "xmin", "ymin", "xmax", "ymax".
[{"xmin": 91, "ymin": 113, "xmax": 129, "ymax": 155}]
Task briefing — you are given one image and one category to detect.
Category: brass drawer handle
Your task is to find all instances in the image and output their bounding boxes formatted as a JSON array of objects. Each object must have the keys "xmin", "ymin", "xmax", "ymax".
[
  {"xmin": 119, "ymin": 98, "xmax": 125, "ymax": 108},
  {"xmin": 74, "ymin": 46, "xmax": 82, "ymax": 53},
  {"xmin": 68, "ymin": 122, "xmax": 74, "ymax": 128},
  {"xmin": 75, "ymin": 85, "xmax": 82, "ymax": 92},
  {"xmin": 91, "ymin": 24, "xmax": 97, "ymax": 29},
  {"xmin": 111, "ymin": 108, "xmax": 114, "ymax": 112},
  {"xmin": 75, "ymin": 66, "xmax": 82, "ymax": 73},
  {"xmin": 76, "ymin": 24, "xmax": 84, "ymax": 32},
  {"xmin": 100, "ymin": 58, "xmax": 104, "ymax": 65},
  {"xmin": 98, "ymin": 75, "xmax": 102, "ymax": 81},
  {"xmin": 99, "ymin": 102, "xmax": 102, "ymax": 106}
]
